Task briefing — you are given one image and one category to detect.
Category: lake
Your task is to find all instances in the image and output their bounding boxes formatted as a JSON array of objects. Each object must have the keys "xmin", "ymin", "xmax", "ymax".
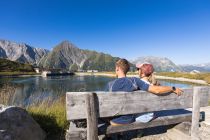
[{"xmin": 0, "ymin": 75, "xmax": 199, "ymax": 107}]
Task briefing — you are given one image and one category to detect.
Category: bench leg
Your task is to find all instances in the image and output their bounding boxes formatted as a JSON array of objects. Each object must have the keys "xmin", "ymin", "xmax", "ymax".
[
  {"xmin": 85, "ymin": 93, "xmax": 99, "ymax": 140},
  {"xmin": 191, "ymin": 87, "xmax": 201, "ymax": 140}
]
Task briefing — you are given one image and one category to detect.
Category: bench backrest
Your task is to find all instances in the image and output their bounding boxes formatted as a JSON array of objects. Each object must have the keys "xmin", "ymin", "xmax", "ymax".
[{"xmin": 66, "ymin": 87, "xmax": 210, "ymax": 121}]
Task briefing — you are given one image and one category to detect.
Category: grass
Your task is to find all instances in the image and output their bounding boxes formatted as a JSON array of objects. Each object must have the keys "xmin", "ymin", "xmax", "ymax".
[
  {"xmin": 0, "ymin": 84, "xmax": 16, "ymax": 105},
  {"xmin": 157, "ymin": 72, "xmax": 210, "ymax": 84},
  {"xmin": 0, "ymin": 71, "xmax": 37, "ymax": 76},
  {"xmin": 27, "ymin": 96, "xmax": 69, "ymax": 140},
  {"xmin": 204, "ymin": 76, "xmax": 210, "ymax": 84}
]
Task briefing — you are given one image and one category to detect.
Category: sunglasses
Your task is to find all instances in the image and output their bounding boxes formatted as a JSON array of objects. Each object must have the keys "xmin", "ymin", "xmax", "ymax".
[{"xmin": 137, "ymin": 68, "xmax": 141, "ymax": 71}]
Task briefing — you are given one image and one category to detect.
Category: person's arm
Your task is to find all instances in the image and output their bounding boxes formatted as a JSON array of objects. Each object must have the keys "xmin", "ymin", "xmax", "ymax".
[
  {"xmin": 148, "ymin": 85, "xmax": 183, "ymax": 96},
  {"xmin": 134, "ymin": 77, "xmax": 183, "ymax": 96}
]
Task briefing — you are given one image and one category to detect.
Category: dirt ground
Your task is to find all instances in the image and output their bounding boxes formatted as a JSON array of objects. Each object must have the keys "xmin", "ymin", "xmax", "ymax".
[
  {"xmin": 132, "ymin": 121, "xmax": 210, "ymax": 140},
  {"xmin": 132, "ymin": 133, "xmax": 170, "ymax": 140}
]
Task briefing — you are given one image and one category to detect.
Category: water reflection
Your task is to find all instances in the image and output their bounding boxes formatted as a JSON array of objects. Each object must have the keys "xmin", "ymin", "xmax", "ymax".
[
  {"xmin": 158, "ymin": 79, "xmax": 202, "ymax": 88},
  {"xmin": 0, "ymin": 76, "xmax": 115, "ymax": 106},
  {"xmin": 0, "ymin": 76, "xmax": 195, "ymax": 107}
]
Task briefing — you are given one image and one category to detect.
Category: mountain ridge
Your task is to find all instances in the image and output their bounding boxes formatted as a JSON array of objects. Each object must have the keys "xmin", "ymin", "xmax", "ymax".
[
  {"xmin": 38, "ymin": 41, "xmax": 120, "ymax": 71},
  {"xmin": 0, "ymin": 40, "xmax": 49, "ymax": 65},
  {"xmin": 131, "ymin": 56, "xmax": 183, "ymax": 72},
  {"xmin": 179, "ymin": 63, "xmax": 210, "ymax": 72},
  {"xmin": 1, "ymin": 39, "xmax": 210, "ymax": 72}
]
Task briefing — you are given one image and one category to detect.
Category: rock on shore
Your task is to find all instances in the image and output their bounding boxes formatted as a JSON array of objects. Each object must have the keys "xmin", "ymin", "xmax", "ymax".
[{"xmin": 0, "ymin": 105, "xmax": 46, "ymax": 140}]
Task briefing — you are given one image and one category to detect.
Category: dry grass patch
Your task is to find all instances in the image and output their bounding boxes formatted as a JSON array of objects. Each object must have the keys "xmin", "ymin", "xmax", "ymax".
[{"xmin": 27, "ymin": 96, "xmax": 69, "ymax": 140}]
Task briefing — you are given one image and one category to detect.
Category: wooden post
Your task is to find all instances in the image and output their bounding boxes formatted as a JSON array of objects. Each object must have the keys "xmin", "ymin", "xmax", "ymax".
[
  {"xmin": 191, "ymin": 87, "xmax": 201, "ymax": 140},
  {"xmin": 85, "ymin": 93, "xmax": 98, "ymax": 140}
]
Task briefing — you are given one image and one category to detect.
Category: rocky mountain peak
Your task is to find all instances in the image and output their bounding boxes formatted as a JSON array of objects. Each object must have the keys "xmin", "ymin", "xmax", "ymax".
[
  {"xmin": 55, "ymin": 40, "xmax": 78, "ymax": 50},
  {"xmin": 0, "ymin": 40, "xmax": 49, "ymax": 65},
  {"xmin": 132, "ymin": 56, "xmax": 182, "ymax": 72},
  {"xmin": 38, "ymin": 40, "xmax": 120, "ymax": 71}
]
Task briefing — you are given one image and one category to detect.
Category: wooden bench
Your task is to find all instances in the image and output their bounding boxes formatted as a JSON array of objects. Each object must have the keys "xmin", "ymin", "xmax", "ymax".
[{"xmin": 65, "ymin": 86, "xmax": 210, "ymax": 140}]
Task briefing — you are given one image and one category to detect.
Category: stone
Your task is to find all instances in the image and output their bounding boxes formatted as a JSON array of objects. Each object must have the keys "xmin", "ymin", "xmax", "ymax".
[{"xmin": 0, "ymin": 106, "xmax": 46, "ymax": 140}]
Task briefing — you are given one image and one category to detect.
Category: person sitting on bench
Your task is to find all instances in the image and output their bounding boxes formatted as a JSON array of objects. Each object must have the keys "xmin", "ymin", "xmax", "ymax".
[
  {"xmin": 136, "ymin": 62, "xmax": 160, "ymax": 85},
  {"xmin": 107, "ymin": 58, "xmax": 183, "ymax": 126}
]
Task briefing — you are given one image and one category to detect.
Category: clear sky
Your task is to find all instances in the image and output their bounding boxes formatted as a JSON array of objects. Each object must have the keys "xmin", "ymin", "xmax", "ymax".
[{"xmin": 0, "ymin": 0, "xmax": 210, "ymax": 64}]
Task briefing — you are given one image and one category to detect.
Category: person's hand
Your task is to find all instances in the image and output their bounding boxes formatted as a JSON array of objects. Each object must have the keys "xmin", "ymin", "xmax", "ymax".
[{"xmin": 173, "ymin": 88, "xmax": 183, "ymax": 96}]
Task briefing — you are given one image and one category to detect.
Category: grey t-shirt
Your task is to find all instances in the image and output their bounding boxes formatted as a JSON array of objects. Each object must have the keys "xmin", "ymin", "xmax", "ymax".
[{"xmin": 107, "ymin": 77, "xmax": 149, "ymax": 92}]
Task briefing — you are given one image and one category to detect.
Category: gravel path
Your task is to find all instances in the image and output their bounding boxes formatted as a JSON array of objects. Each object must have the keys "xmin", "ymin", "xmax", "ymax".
[
  {"xmin": 132, "ymin": 133, "xmax": 170, "ymax": 140},
  {"xmin": 132, "ymin": 121, "xmax": 210, "ymax": 140}
]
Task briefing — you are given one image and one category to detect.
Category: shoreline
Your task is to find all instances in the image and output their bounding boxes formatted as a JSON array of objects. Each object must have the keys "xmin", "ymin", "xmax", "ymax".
[
  {"xmin": 0, "ymin": 72, "xmax": 208, "ymax": 85},
  {"xmin": 75, "ymin": 72, "xmax": 209, "ymax": 85},
  {"xmin": 155, "ymin": 75, "xmax": 208, "ymax": 85},
  {"xmin": 0, "ymin": 74, "xmax": 40, "ymax": 78},
  {"xmin": 75, "ymin": 72, "xmax": 116, "ymax": 77}
]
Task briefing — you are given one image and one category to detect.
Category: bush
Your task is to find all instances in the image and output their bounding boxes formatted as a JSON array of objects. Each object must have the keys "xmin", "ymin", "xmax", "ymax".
[
  {"xmin": 0, "ymin": 58, "xmax": 34, "ymax": 72},
  {"xmin": 69, "ymin": 63, "xmax": 78, "ymax": 72}
]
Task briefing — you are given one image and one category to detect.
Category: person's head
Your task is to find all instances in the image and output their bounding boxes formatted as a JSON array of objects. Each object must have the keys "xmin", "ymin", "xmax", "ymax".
[
  {"xmin": 136, "ymin": 63, "xmax": 154, "ymax": 78},
  {"xmin": 115, "ymin": 59, "xmax": 130, "ymax": 77}
]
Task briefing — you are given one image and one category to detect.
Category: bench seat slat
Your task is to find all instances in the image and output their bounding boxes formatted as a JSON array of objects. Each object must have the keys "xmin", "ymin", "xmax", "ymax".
[
  {"xmin": 66, "ymin": 113, "xmax": 192, "ymax": 139},
  {"xmin": 106, "ymin": 113, "xmax": 192, "ymax": 134}
]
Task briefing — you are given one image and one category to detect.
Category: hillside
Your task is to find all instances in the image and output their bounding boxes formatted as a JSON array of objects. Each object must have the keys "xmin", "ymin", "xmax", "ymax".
[
  {"xmin": 82, "ymin": 50, "xmax": 120, "ymax": 71},
  {"xmin": 0, "ymin": 58, "xmax": 35, "ymax": 72},
  {"xmin": 132, "ymin": 56, "xmax": 183, "ymax": 72},
  {"xmin": 39, "ymin": 41, "xmax": 120, "ymax": 71}
]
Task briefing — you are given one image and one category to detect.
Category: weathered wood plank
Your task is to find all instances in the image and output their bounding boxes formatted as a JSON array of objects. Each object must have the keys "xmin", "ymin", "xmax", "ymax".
[
  {"xmin": 66, "ymin": 87, "xmax": 209, "ymax": 120},
  {"xmin": 85, "ymin": 93, "xmax": 98, "ymax": 140},
  {"xmin": 106, "ymin": 113, "xmax": 192, "ymax": 134},
  {"xmin": 191, "ymin": 87, "xmax": 201, "ymax": 140},
  {"xmin": 65, "ymin": 113, "xmax": 192, "ymax": 137}
]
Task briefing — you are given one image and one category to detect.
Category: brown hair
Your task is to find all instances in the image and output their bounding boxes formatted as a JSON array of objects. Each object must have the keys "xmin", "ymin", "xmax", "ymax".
[{"xmin": 116, "ymin": 59, "xmax": 130, "ymax": 74}]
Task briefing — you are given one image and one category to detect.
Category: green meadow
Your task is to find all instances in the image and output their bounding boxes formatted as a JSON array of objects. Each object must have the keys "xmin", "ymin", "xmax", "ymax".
[{"xmin": 156, "ymin": 72, "xmax": 210, "ymax": 84}]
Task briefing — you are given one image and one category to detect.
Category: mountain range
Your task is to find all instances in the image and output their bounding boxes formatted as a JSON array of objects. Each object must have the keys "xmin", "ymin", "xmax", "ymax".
[
  {"xmin": 0, "ymin": 40, "xmax": 49, "ymax": 65},
  {"xmin": 0, "ymin": 39, "xmax": 210, "ymax": 72},
  {"xmin": 131, "ymin": 56, "xmax": 183, "ymax": 72},
  {"xmin": 179, "ymin": 63, "xmax": 210, "ymax": 72},
  {"xmin": 0, "ymin": 40, "xmax": 120, "ymax": 71}
]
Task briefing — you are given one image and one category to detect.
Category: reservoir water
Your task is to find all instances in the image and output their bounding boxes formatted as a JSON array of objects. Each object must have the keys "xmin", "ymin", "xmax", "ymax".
[{"xmin": 0, "ymin": 75, "xmax": 199, "ymax": 107}]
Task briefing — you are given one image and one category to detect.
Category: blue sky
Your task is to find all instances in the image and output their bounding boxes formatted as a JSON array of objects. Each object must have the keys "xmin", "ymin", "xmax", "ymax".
[{"xmin": 0, "ymin": 0, "xmax": 210, "ymax": 64}]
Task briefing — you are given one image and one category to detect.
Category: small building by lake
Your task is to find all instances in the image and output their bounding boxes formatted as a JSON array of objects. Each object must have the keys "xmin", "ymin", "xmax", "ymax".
[
  {"xmin": 34, "ymin": 68, "xmax": 40, "ymax": 73},
  {"xmin": 87, "ymin": 70, "xmax": 98, "ymax": 73}
]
